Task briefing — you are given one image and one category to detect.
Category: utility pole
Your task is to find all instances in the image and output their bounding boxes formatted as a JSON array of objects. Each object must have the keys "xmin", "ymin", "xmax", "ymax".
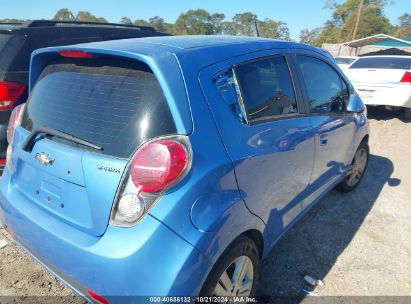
[
  {"xmin": 352, "ymin": 0, "xmax": 365, "ymax": 41},
  {"xmin": 254, "ymin": 20, "xmax": 260, "ymax": 37}
]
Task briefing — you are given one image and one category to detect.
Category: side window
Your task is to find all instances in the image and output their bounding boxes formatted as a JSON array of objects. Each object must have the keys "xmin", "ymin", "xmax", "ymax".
[
  {"xmin": 234, "ymin": 56, "xmax": 297, "ymax": 122},
  {"xmin": 296, "ymin": 56, "xmax": 346, "ymax": 113}
]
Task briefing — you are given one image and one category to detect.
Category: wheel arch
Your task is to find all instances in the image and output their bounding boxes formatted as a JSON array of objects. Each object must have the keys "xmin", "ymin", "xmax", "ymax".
[
  {"xmin": 242, "ymin": 229, "xmax": 264, "ymax": 260},
  {"xmin": 361, "ymin": 134, "xmax": 369, "ymax": 144}
]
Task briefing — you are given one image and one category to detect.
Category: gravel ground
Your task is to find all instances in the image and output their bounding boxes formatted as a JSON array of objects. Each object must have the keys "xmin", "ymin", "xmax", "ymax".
[{"xmin": 0, "ymin": 108, "xmax": 410, "ymax": 303}]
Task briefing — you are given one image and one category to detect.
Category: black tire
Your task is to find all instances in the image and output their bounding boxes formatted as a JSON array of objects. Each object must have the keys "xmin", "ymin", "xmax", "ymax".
[
  {"xmin": 336, "ymin": 141, "xmax": 369, "ymax": 192},
  {"xmin": 199, "ymin": 236, "xmax": 260, "ymax": 299},
  {"xmin": 404, "ymin": 108, "xmax": 411, "ymax": 120}
]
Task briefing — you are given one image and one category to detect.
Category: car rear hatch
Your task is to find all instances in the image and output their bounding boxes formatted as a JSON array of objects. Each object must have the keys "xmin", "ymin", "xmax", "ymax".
[{"xmin": 10, "ymin": 53, "xmax": 178, "ymax": 236}]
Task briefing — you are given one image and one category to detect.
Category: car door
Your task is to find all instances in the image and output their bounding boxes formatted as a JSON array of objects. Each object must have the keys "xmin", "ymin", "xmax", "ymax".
[
  {"xmin": 199, "ymin": 51, "xmax": 316, "ymax": 245},
  {"xmin": 293, "ymin": 54, "xmax": 356, "ymax": 209}
]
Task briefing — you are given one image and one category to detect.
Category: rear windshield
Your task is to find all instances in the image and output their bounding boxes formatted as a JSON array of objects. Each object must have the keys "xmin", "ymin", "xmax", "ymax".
[
  {"xmin": 335, "ymin": 57, "xmax": 356, "ymax": 65},
  {"xmin": 0, "ymin": 33, "xmax": 25, "ymax": 78},
  {"xmin": 349, "ymin": 57, "xmax": 411, "ymax": 70},
  {"xmin": 21, "ymin": 56, "xmax": 177, "ymax": 158},
  {"xmin": 0, "ymin": 34, "xmax": 11, "ymax": 52}
]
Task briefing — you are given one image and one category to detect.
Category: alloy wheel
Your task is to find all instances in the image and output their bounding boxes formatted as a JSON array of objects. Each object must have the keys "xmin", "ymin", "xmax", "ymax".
[
  {"xmin": 213, "ymin": 255, "xmax": 254, "ymax": 299},
  {"xmin": 346, "ymin": 147, "xmax": 367, "ymax": 187}
]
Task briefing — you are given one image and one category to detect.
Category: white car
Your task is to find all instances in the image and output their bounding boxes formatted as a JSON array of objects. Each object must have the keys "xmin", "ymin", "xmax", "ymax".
[
  {"xmin": 334, "ymin": 56, "xmax": 358, "ymax": 69},
  {"xmin": 344, "ymin": 56, "xmax": 411, "ymax": 119}
]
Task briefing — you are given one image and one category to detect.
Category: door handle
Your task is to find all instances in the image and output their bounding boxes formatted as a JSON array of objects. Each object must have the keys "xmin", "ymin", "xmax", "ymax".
[{"xmin": 320, "ymin": 133, "xmax": 328, "ymax": 145}]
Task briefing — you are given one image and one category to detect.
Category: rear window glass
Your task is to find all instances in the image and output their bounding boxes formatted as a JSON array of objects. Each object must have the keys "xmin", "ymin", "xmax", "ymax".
[
  {"xmin": 0, "ymin": 33, "xmax": 25, "ymax": 78},
  {"xmin": 21, "ymin": 56, "xmax": 177, "ymax": 158},
  {"xmin": 349, "ymin": 57, "xmax": 411, "ymax": 70},
  {"xmin": 0, "ymin": 34, "xmax": 11, "ymax": 52},
  {"xmin": 335, "ymin": 57, "xmax": 356, "ymax": 65}
]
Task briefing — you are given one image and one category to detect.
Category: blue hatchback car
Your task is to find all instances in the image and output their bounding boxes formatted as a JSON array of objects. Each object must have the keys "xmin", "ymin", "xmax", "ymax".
[{"xmin": 0, "ymin": 36, "xmax": 369, "ymax": 303}]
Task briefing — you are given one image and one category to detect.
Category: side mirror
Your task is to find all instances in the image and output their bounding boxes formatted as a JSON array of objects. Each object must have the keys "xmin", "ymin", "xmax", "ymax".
[{"xmin": 347, "ymin": 94, "xmax": 365, "ymax": 113}]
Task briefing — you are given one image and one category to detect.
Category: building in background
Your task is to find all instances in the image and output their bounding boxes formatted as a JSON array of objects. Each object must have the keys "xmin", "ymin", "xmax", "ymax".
[{"xmin": 322, "ymin": 34, "xmax": 411, "ymax": 57}]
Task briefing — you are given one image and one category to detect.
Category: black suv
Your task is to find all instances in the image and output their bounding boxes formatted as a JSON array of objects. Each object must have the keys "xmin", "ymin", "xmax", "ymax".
[{"xmin": 0, "ymin": 20, "xmax": 168, "ymax": 172}]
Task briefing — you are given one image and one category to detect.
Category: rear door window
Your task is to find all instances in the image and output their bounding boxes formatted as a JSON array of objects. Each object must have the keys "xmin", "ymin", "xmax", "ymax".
[
  {"xmin": 234, "ymin": 56, "xmax": 298, "ymax": 123},
  {"xmin": 21, "ymin": 57, "xmax": 176, "ymax": 158},
  {"xmin": 349, "ymin": 57, "xmax": 411, "ymax": 70}
]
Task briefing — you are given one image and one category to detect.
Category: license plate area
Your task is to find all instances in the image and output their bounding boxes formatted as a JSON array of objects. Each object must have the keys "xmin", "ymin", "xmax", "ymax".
[
  {"xmin": 14, "ymin": 160, "xmax": 93, "ymax": 229},
  {"xmin": 357, "ymin": 89, "xmax": 375, "ymax": 99}
]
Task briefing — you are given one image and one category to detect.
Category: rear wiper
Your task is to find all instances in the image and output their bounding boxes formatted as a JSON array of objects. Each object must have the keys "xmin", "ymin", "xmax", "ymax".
[{"xmin": 22, "ymin": 127, "xmax": 102, "ymax": 152}]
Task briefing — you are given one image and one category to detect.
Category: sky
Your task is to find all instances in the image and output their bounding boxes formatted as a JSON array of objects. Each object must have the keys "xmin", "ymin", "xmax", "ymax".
[{"xmin": 0, "ymin": 0, "xmax": 409, "ymax": 40}]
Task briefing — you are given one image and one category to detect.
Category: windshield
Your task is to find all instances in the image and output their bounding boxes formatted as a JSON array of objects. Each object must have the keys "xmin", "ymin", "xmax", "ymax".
[
  {"xmin": 21, "ymin": 56, "xmax": 177, "ymax": 158},
  {"xmin": 349, "ymin": 57, "xmax": 411, "ymax": 70}
]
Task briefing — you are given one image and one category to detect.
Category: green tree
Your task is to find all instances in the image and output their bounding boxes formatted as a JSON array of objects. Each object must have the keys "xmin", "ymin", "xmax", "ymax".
[
  {"xmin": 220, "ymin": 21, "xmax": 236, "ymax": 35},
  {"xmin": 315, "ymin": 0, "xmax": 393, "ymax": 45},
  {"xmin": 209, "ymin": 13, "xmax": 226, "ymax": 34},
  {"xmin": 394, "ymin": 13, "xmax": 411, "ymax": 38},
  {"xmin": 75, "ymin": 11, "xmax": 107, "ymax": 23},
  {"xmin": 231, "ymin": 12, "xmax": 258, "ymax": 36},
  {"xmin": 257, "ymin": 19, "xmax": 290, "ymax": 40},
  {"xmin": 53, "ymin": 8, "xmax": 75, "ymax": 21},
  {"xmin": 148, "ymin": 16, "xmax": 173, "ymax": 32},
  {"xmin": 120, "ymin": 17, "xmax": 132, "ymax": 24},
  {"xmin": 134, "ymin": 19, "xmax": 150, "ymax": 27},
  {"xmin": 338, "ymin": 4, "xmax": 391, "ymax": 39},
  {"xmin": 173, "ymin": 9, "xmax": 214, "ymax": 35},
  {"xmin": 299, "ymin": 28, "xmax": 322, "ymax": 45}
]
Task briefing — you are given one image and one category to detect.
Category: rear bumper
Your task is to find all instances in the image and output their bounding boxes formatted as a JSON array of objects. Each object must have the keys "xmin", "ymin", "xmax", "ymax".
[
  {"xmin": 0, "ymin": 170, "xmax": 211, "ymax": 302},
  {"xmin": 353, "ymin": 83, "xmax": 411, "ymax": 108}
]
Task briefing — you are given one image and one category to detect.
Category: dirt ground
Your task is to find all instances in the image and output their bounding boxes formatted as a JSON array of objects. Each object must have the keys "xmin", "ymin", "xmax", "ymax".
[{"xmin": 0, "ymin": 108, "xmax": 410, "ymax": 303}]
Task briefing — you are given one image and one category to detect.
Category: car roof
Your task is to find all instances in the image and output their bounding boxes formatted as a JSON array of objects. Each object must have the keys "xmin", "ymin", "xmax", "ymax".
[
  {"xmin": 55, "ymin": 35, "xmax": 325, "ymax": 65},
  {"xmin": 74, "ymin": 35, "xmax": 307, "ymax": 50},
  {"xmin": 125, "ymin": 35, "xmax": 278, "ymax": 49}
]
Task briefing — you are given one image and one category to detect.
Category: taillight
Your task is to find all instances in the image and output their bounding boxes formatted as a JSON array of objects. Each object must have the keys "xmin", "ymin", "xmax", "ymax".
[
  {"xmin": 0, "ymin": 81, "xmax": 26, "ymax": 110},
  {"xmin": 110, "ymin": 136, "xmax": 192, "ymax": 227},
  {"xmin": 400, "ymin": 71, "xmax": 411, "ymax": 84},
  {"xmin": 87, "ymin": 289, "xmax": 109, "ymax": 304},
  {"xmin": 6, "ymin": 103, "xmax": 26, "ymax": 174},
  {"xmin": 58, "ymin": 50, "xmax": 93, "ymax": 58},
  {"xmin": 130, "ymin": 139, "xmax": 188, "ymax": 193},
  {"xmin": 6, "ymin": 103, "xmax": 25, "ymax": 144}
]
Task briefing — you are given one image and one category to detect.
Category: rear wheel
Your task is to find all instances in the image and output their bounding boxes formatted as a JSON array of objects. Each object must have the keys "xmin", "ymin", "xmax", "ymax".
[
  {"xmin": 337, "ymin": 141, "xmax": 369, "ymax": 192},
  {"xmin": 404, "ymin": 108, "xmax": 411, "ymax": 120},
  {"xmin": 199, "ymin": 236, "xmax": 259, "ymax": 302}
]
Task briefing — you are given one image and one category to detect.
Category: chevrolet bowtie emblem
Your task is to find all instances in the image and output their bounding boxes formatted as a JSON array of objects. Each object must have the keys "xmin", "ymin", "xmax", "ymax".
[{"xmin": 35, "ymin": 152, "xmax": 54, "ymax": 166}]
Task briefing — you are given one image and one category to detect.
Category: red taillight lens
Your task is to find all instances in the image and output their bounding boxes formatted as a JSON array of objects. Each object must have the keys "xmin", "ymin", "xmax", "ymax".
[
  {"xmin": 87, "ymin": 289, "xmax": 109, "ymax": 304},
  {"xmin": 130, "ymin": 139, "xmax": 189, "ymax": 193},
  {"xmin": 7, "ymin": 103, "xmax": 25, "ymax": 144},
  {"xmin": 58, "ymin": 50, "xmax": 93, "ymax": 58},
  {"xmin": 400, "ymin": 71, "xmax": 411, "ymax": 84},
  {"xmin": 110, "ymin": 136, "xmax": 191, "ymax": 227},
  {"xmin": 0, "ymin": 81, "xmax": 26, "ymax": 110}
]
